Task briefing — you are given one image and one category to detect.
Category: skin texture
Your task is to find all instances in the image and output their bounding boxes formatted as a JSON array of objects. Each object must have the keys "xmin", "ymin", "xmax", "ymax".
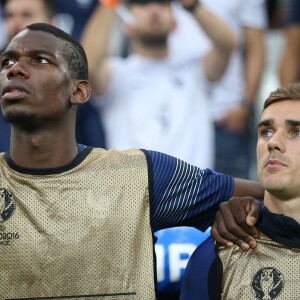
[
  {"xmin": 0, "ymin": 29, "xmax": 90, "ymax": 169},
  {"xmin": 257, "ymin": 99, "xmax": 300, "ymax": 223},
  {"xmin": 212, "ymin": 98, "xmax": 300, "ymax": 249},
  {"xmin": 279, "ymin": 26, "xmax": 300, "ymax": 86}
]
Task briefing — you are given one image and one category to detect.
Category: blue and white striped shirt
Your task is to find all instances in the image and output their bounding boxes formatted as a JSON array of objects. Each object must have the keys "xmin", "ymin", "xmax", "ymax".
[{"xmin": 142, "ymin": 150, "xmax": 234, "ymax": 232}]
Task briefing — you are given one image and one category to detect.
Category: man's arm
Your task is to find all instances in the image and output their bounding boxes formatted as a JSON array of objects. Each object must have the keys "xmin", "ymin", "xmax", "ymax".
[
  {"xmin": 279, "ymin": 25, "xmax": 300, "ymax": 86},
  {"xmin": 215, "ymin": 27, "xmax": 266, "ymax": 133},
  {"xmin": 81, "ymin": 4, "xmax": 116, "ymax": 95},
  {"xmin": 145, "ymin": 150, "xmax": 264, "ymax": 233},
  {"xmin": 180, "ymin": 0, "xmax": 237, "ymax": 81},
  {"xmin": 212, "ymin": 178, "xmax": 264, "ymax": 250}
]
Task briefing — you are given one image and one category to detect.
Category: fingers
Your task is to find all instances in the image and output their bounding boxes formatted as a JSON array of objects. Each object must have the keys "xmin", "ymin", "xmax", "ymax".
[
  {"xmin": 228, "ymin": 197, "xmax": 260, "ymax": 239},
  {"xmin": 213, "ymin": 206, "xmax": 255, "ymax": 250},
  {"xmin": 246, "ymin": 198, "xmax": 263, "ymax": 227},
  {"xmin": 211, "ymin": 212, "xmax": 234, "ymax": 248},
  {"xmin": 211, "ymin": 198, "xmax": 261, "ymax": 250}
]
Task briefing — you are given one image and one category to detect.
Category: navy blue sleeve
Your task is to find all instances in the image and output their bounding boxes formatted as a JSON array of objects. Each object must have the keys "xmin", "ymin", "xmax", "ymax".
[
  {"xmin": 0, "ymin": 111, "xmax": 10, "ymax": 152},
  {"xmin": 285, "ymin": 0, "xmax": 300, "ymax": 25},
  {"xmin": 75, "ymin": 101, "xmax": 106, "ymax": 148},
  {"xmin": 179, "ymin": 235, "xmax": 216, "ymax": 300},
  {"xmin": 142, "ymin": 150, "xmax": 234, "ymax": 232}
]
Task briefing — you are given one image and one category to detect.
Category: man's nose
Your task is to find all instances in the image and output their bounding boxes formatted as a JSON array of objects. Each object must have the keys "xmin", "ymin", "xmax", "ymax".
[
  {"xmin": 7, "ymin": 60, "xmax": 30, "ymax": 79},
  {"xmin": 267, "ymin": 131, "xmax": 286, "ymax": 153}
]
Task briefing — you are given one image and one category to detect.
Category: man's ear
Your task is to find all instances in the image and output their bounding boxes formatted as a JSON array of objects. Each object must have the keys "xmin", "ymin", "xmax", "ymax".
[{"xmin": 70, "ymin": 80, "xmax": 91, "ymax": 105}]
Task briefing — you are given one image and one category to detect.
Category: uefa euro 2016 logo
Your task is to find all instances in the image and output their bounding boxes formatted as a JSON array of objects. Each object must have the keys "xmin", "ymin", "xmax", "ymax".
[
  {"xmin": 251, "ymin": 267, "xmax": 284, "ymax": 299},
  {"xmin": 0, "ymin": 188, "xmax": 16, "ymax": 223}
]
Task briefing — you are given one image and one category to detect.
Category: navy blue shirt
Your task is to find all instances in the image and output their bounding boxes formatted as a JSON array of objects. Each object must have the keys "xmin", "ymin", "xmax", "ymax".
[
  {"xmin": 53, "ymin": 0, "xmax": 99, "ymax": 41},
  {"xmin": 0, "ymin": 111, "xmax": 10, "ymax": 152},
  {"xmin": 180, "ymin": 206, "xmax": 300, "ymax": 300},
  {"xmin": 285, "ymin": 0, "xmax": 300, "ymax": 25}
]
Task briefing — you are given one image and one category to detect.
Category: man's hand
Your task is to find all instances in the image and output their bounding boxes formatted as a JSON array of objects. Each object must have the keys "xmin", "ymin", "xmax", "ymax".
[
  {"xmin": 179, "ymin": 0, "xmax": 199, "ymax": 12},
  {"xmin": 211, "ymin": 196, "xmax": 262, "ymax": 250},
  {"xmin": 214, "ymin": 105, "xmax": 251, "ymax": 133}
]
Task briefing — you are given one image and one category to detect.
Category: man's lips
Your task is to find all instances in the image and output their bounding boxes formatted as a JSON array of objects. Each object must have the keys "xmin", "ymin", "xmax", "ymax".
[
  {"xmin": 1, "ymin": 83, "xmax": 30, "ymax": 100},
  {"xmin": 265, "ymin": 159, "xmax": 288, "ymax": 168},
  {"xmin": 2, "ymin": 89, "xmax": 29, "ymax": 100}
]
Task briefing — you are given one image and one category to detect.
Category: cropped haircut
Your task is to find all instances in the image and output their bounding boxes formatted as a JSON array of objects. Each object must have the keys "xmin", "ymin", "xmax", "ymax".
[
  {"xmin": 2, "ymin": 0, "xmax": 57, "ymax": 19},
  {"xmin": 26, "ymin": 23, "xmax": 88, "ymax": 80},
  {"xmin": 264, "ymin": 82, "xmax": 300, "ymax": 110}
]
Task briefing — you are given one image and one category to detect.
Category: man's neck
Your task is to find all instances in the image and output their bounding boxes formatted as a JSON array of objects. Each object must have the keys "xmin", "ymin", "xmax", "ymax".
[
  {"xmin": 264, "ymin": 193, "xmax": 300, "ymax": 224},
  {"xmin": 9, "ymin": 129, "xmax": 78, "ymax": 169},
  {"xmin": 132, "ymin": 42, "xmax": 168, "ymax": 59}
]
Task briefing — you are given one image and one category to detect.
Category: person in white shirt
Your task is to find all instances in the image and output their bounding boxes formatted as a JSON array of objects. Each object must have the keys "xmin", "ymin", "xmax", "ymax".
[{"xmin": 81, "ymin": 0, "xmax": 237, "ymax": 168}]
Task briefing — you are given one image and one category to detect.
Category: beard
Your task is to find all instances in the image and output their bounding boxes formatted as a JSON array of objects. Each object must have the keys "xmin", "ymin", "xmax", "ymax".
[
  {"xmin": 3, "ymin": 110, "xmax": 40, "ymax": 132},
  {"xmin": 138, "ymin": 31, "xmax": 168, "ymax": 48}
]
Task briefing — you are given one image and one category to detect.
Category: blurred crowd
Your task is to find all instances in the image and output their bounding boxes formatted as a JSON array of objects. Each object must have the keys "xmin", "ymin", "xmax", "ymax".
[{"xmin": 0, "ymin": 0, "xmax": 297, "ymax": 299}]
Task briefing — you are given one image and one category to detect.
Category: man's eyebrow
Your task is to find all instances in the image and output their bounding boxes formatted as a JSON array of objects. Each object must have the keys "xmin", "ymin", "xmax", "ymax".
[
  {"xmin": 257, "ymin": 119, "xmax": 273, "ymax": 129},
  {"xmin": 0, "ymin": 50, "xmax": 16, "ymax": 59},
  {"xmin": 257, "ymin": 119, "xmax": 300, "ymax": 129},
  {"xmin": 0, "ymin": 49, "xmax": 57, "ymax": 59},
  {"xmin": 286, "ymin": 120, "xmax": 300, "ymax": 127}
]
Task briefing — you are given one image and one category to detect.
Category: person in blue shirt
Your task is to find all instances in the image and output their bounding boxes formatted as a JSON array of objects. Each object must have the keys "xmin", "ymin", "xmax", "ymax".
[{"xmin": 180, "ymin": 82, "xmax": 300, "ymax": 300}]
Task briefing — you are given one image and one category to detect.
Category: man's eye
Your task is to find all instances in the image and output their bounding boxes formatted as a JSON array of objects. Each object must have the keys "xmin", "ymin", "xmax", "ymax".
[
  {"xmin": 1, "ymin": 58, "xmax": 14, "ymax": 68},
  {"xmin": 260, "ymin": 129, "xmax": 274, "ymax": 138},
  {"xmin": 34, "ymin": 57, "xmax": 49, "ymax": 64},
  {"xmin": 292, "ymin": 129, "xmax": 300, "ymax": 137}
]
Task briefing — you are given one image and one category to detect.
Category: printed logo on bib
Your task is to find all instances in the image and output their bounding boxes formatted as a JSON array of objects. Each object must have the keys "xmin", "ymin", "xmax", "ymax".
[
  {"xmin": 0, "ymin": 188, "xmax": 19, "ymax": 246},
  {"xmin": 251, "ymin": 267, "xmax": 284, "ymax": 299},
  {"xmin": 0, "ymin": 188, "xmax": 16, "ymax": 222}
]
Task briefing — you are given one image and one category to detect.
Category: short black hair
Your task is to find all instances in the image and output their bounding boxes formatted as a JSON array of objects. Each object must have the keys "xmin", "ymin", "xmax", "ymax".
[
  {"xmin": 25, "ymin": 23, "xmax": 88, "ymax": 80},
  {"xmin": 2, "ymin": 0, "xmax": 57, "ymax": 19}
]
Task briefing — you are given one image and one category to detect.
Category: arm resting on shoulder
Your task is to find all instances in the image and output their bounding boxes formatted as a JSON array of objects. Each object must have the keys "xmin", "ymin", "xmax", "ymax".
[{"xmin": 211, "ymin": 178, "xmax": 264, "ymax": 251}]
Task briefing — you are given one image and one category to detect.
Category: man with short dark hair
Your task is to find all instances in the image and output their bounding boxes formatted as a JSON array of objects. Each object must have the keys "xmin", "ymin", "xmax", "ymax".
[
  {"xmin": 0, "ymin": 23, "xmax": 263, "ymax": 299},
  {"xmin": 0, "ymin": 0, "xmax": 106, "ymax": 152}
]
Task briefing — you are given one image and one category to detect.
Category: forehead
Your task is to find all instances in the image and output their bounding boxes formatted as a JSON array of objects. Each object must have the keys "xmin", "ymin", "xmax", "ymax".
[
  {"xmin": 5, "ymin": 0, "xmax": 46, "ymax": 14},
  {"xmin": 5, "ymin": 29, "xmax": 64, "ymax": 57},
  {"xmin": 261, "ymin": 100, "xmax": 300, "ymax": 123},
  {"xmin": 131, "ymin": 2, "xmax": 172, "ymax": 9}
]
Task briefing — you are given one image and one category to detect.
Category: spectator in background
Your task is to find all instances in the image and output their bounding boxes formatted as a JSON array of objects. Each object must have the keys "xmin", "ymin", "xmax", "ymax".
[
  {"xmin": 53, "ymin": 0, "xmax": 99, "ymax": 41},
  {"xmin": 1, "ymin": 0, "xmax": 56, "ymax": 42},
  {"xmin": 279, "ymin": 0, "xmax": 300, "ymax": 86},
  {"xmin": 171, "ymin": 0, "xmax": 267, "ymax": 179},
  {"xmin": 82, "ymin": 0, "xmax": 237, "ymax": 169},
  {"xmin": 0, "ymin": 0, "xmax": 106, "ymax": 151}
]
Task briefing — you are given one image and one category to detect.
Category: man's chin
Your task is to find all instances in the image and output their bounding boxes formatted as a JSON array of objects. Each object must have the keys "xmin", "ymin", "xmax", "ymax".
[
  {"xmin": 139, "ymin": 32, "xmax": 168, "ymax": 48},
  {"xmin": 3, "ymin": 111, "xmax": 39, "ymax": 131}
]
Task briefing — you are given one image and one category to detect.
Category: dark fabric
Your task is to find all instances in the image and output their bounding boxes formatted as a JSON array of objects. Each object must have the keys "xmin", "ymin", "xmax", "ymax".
[
  {"xmin": 179, "ymin": 235, "xmax": 216, "ymax": 300},
  {"xmin": 257, "ymin": 205, "xmax": 300, "ymax": 248},
  {"xmin": 0, "ymin": 111, "xmax": 10, "ymax": 152},
  {"xmin": 285, "ymin": 0, "xmax": 300, "ymax": 25},
  {"xmin": 76, "ymin": 101, "xmax": 106, "ymax": 148},
  {"xmin": 52, "ymin": 0, "xmax": 99, "ymax": 41}
]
